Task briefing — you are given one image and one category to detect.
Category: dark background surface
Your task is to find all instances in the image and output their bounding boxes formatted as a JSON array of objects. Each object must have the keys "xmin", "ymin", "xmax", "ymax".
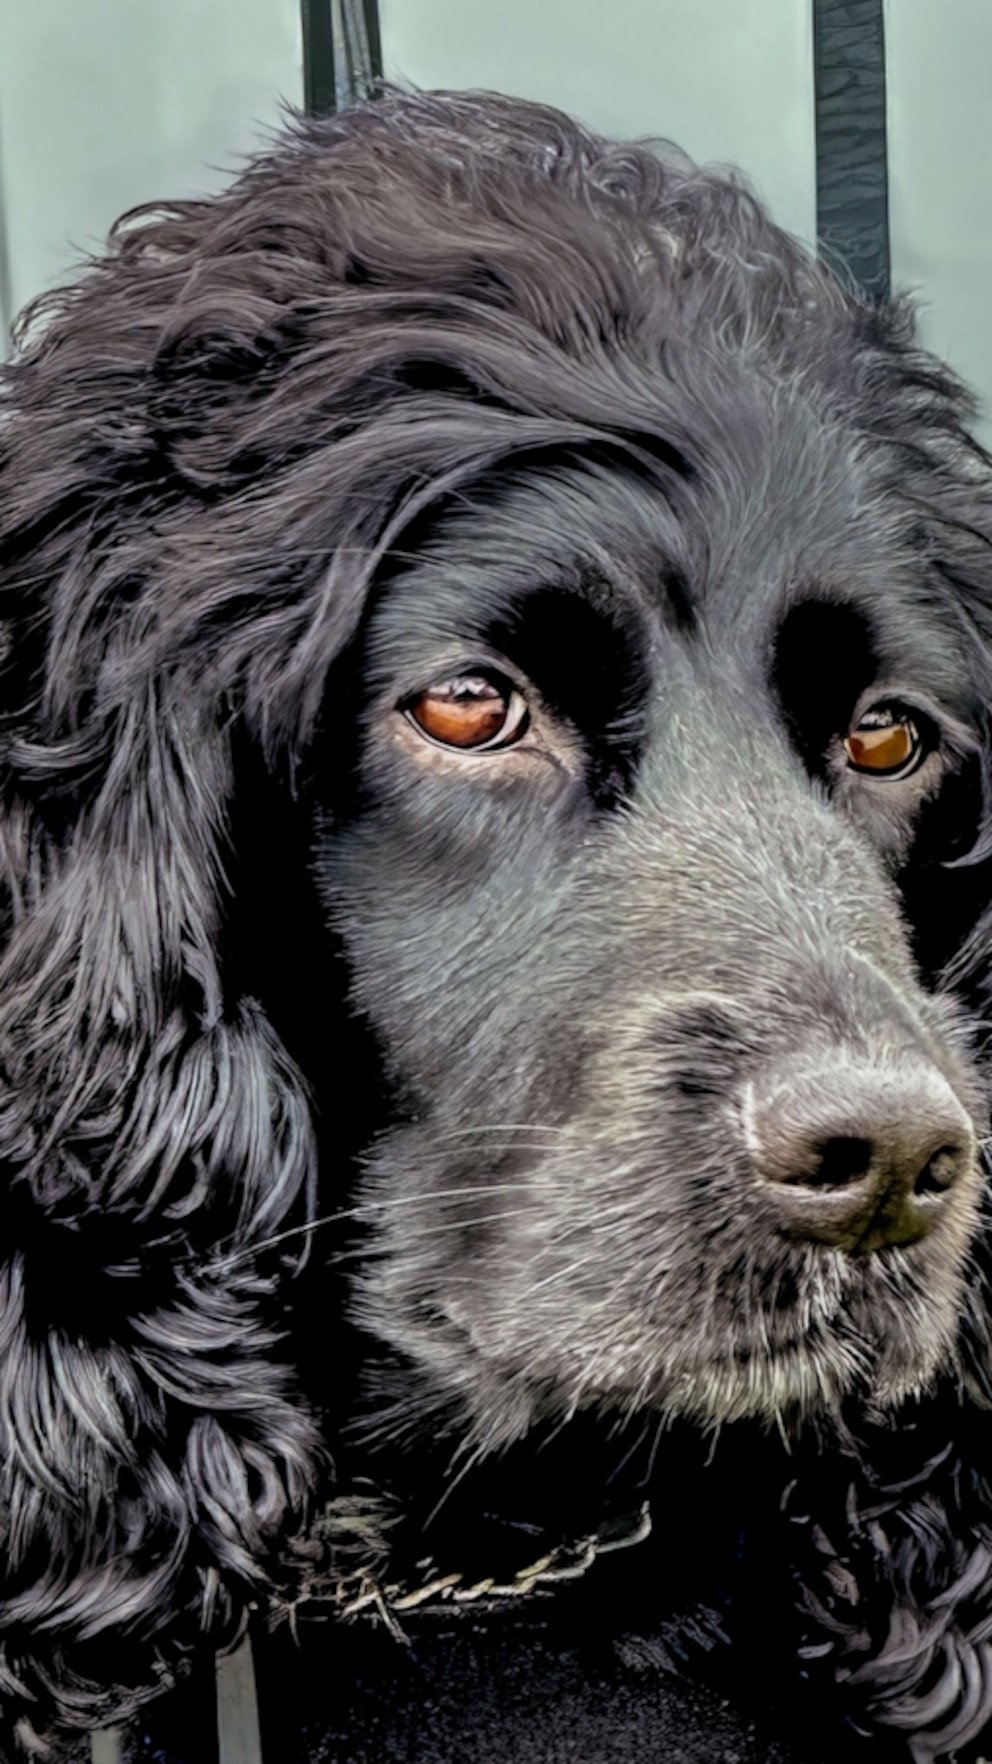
[{"xmin": 122, "ymin": 1622, "xmax": 840, "ymax": 1764}]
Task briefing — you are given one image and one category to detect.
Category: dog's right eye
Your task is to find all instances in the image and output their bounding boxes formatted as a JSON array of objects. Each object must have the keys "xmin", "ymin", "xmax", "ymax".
[
  {"xmin": 404, "ymin": 673, "xmax": 529, "ymax": 752},
  {"xmin": 843, "ymin": 705, "xmax": 926, "ymax": 780}
]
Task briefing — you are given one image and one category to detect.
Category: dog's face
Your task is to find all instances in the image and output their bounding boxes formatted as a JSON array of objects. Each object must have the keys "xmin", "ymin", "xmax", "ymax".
[{"xmin": 317, "ymin": 371, "xmax": 989, "ymax": 1448}]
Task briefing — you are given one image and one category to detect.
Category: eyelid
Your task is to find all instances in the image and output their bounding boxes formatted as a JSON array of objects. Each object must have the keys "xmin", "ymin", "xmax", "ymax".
[
  {"xmin": 848, "ymin": 689, "xmax": 939, "ymax": 744},
  {"xmin": 401, "ymin": 654, "xmax": 528, "ymax": 702}
]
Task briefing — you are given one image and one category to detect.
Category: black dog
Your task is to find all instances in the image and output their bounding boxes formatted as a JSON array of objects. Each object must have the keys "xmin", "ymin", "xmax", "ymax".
[{"xmin": 1, "ymin": 89, "xmax": 991, "ymax": 1758}]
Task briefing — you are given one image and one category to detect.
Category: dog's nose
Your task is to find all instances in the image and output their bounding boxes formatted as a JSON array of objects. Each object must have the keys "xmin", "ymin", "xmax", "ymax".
[{"xmin": 746, "ymin": 1063, "xmax": 975, "ymax": 1252}]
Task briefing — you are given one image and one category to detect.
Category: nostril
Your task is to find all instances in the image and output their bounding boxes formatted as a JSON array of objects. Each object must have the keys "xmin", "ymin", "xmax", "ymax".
[
  {"xmin": 914, "ymin": 1144, "xmax": 963, "ymax": 1198},
  {"xmin": 798, "ymin": 1135, "xmax": 873, "ymax": 1192}
]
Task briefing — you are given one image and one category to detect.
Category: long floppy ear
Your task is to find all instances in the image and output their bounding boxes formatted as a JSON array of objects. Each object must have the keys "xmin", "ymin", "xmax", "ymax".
[{"xmin": 0, "ymin": 292, "xmax": 330, "ymax": 1742}]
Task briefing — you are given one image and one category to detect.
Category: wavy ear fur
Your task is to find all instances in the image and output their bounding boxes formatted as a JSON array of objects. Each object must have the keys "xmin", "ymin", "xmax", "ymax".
[{"xmin": 0, "ymin": 278, "xmax": 326, "ymax": 1747}]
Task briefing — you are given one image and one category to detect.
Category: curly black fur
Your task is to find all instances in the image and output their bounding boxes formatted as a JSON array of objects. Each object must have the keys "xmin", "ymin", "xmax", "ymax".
[{"xmin": 1, "ymin": 88, "xmax": 992, "ymax": 1759}]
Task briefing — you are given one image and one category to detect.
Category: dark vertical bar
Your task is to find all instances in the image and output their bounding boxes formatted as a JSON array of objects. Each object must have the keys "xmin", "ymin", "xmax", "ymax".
[
  {"xmin": 813, "ymin": 0, "xmax": 890, "ymax": 299},
  {"xmin": 301, "ymin": 0, "xmax": 382, "ymax": 115},
  {"xmin": 301, "ymin": 0, "xmax": 336, "ymax": 116},
  {"xmin": 361, "ymin": 0, "xmax": 384, "ymax": 84}
]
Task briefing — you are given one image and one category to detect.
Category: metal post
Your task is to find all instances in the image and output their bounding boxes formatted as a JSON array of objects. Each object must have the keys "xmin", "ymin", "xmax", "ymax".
[{"xmin": 813, "ymin": 0, "xmax": 890, "ymax": 299}]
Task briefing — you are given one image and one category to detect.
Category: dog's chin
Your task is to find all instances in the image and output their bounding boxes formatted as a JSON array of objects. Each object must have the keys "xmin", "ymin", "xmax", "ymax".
[
  {"xmin": 652, "ymin": 1279, "xmax": 962, "ymax": 1432},
  {"xmin": 653, "ymin": 1325, "xmax": 955, "ymax": 1432},
  {"xmin": 359, "ymin": 1225, "xmax": 968, "ymax": 1455},
  {"xmin": 500, "ymin": 1342, "xmax": 951, "ymax": 1449},
  {"xmin": 408, "ymin": 1293, "xmax": 961, "ymax": 1450}
]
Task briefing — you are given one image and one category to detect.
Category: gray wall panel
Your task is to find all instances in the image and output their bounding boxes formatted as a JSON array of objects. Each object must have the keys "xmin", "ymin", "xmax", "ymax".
[
  {"xmin": 0, "ymin": 0, "xmax": 302, "ymax": 334},
  {"xmin": 886, "ymin": 0, "xmax": 992, "ymax": 438}
]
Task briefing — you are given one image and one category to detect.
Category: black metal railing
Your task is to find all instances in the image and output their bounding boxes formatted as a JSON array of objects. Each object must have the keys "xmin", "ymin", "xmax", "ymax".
[{"xmin": 302, "ymin": 0, "xmax": 383, "ymax": 115}]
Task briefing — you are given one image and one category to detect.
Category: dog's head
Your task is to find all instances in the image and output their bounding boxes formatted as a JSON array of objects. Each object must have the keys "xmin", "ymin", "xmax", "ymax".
[
  {"xmin": 2, "ymin": 87, "xmax": 992, "ymax": 1725},
  {"xmin": 283, "ymin": 93, "xmax": 990, "ymax": 1447}
]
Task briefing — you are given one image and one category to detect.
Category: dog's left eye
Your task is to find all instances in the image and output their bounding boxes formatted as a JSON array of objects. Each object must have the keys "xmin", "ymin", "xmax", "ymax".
[
  {"xmin": 843, "ymin": 705, "xmax": 925, "ymax": 779},
  {"xmin": 404, "ymin": 673, "xmax": 530, "ymax": 751}
]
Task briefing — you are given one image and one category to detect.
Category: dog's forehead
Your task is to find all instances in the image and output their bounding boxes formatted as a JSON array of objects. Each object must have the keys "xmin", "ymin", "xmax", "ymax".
[{"xmin": 368, "ymin": 402, "xmax": 950, "ymax": 690}]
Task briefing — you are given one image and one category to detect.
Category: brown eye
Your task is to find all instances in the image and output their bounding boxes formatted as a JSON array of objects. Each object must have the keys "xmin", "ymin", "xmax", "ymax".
[
  {"xmin": 843, "ymin": 706, "xmax": 924, "ymax": 779},
  {"xmin": 405, "ymin": 674, "xmax": 529, "ymax": 751}
]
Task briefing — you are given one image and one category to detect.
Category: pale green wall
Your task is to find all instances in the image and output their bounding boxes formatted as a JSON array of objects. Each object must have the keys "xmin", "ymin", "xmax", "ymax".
[
  {"xmin": 886, "ymin": 0, "xmax": 992, "ymax": 435},
  {"xmin": 0, "ymin": 0, "xmax": 302, "ymax": 330}
]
